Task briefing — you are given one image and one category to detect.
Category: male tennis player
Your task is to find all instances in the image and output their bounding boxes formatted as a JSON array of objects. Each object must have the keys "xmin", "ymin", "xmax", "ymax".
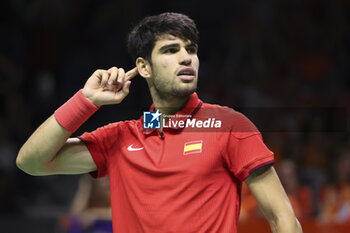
[{"xmin": 17, "ymin": 12, "xmax": 302, "ymax": 233}]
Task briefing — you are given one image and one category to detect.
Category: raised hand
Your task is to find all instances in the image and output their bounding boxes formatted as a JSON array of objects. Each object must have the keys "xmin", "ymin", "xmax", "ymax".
[{"xmin": 82, "ymin": 67, "xmax": 138, "ymax": 106}]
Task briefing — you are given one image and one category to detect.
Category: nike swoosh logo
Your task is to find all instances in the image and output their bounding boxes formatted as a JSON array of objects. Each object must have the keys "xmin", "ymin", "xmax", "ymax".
[{"xmin": 127, "ymin": 144, "xmax": 144, "ymax": 151}]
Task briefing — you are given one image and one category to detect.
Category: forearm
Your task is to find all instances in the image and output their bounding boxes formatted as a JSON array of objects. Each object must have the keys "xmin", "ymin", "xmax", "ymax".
[
  {"xmin": 269, "ymin": 215, "xmax": 302, "ymax": 233},
  {"xmin": 263, "ymin": 195, "xmax": 303, "ymax": 233},
  {"xmin": 17, "ymin": 89, "xmax": 100, "ymax": 175},
  {"xmin": 16, "ymin": 115, "xmax": 71, "ymax": 175}
]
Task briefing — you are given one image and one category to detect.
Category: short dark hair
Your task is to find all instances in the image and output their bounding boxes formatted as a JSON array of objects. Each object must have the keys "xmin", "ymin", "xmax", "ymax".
[{"xmin": 127, "ymin": 12, "xmax": 199, "ymax": 63}]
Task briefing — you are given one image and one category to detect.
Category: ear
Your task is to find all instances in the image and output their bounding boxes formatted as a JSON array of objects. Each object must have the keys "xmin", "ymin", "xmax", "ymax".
[{"xmin": 136, "ymin": 57, "xmax": 152, "ymax": 79}]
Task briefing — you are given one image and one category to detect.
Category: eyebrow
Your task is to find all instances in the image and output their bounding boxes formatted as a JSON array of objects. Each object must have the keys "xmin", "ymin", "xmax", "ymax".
[
  {"xmin": 159, "ymin": 42, "xmax": 198, "ymax": 52},
  {"xmin": 159, "ymin": 43, "xmax": 180, "ymax": 52}
]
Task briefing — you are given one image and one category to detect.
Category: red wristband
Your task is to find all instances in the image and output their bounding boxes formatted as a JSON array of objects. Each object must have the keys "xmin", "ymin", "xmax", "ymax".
[{"xmin": 54, "ymin": 89, "xmax": 99, "ymax": 133}]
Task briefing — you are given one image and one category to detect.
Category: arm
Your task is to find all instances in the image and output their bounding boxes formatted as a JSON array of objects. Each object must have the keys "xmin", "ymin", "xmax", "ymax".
[
  {"xmin": 70, "ymin": 175, "xmax": 94, "ymax": 214},
  {"xmin": 245, "ymin": 166, "xmax": 303, "ymax": 233},
  {"xmin": 16, "ymin": 115, "xmax": 95, "ymax": 175},
  {"xmin": 16, "ymin": 67, "xmax": 139, "ymax": 175},
  {"xmin": 70, "ymin": 175, "xmax": 111, "ymax": 228}
]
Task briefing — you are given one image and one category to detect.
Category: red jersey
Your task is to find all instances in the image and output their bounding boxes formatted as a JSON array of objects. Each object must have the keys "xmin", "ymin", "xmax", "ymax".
[{"xmin": 79, "ymin": 92, "xmax": 274, "ymax": 233}]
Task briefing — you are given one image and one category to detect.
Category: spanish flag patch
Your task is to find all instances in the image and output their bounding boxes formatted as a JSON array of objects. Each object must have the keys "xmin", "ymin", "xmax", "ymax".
[{"xmin": 183, "ymin": 140, "xmax": 203, "ymax": 155}]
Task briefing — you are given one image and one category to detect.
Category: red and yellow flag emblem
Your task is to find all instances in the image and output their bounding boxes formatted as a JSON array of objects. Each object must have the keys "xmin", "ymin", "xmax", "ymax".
[{"xmin": 183, "ymin": 140, "xmax": 203, "ymax": 155}]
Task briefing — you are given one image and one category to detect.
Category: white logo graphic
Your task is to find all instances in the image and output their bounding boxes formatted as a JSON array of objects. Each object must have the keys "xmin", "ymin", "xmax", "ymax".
[
  {"xmin": 127, "ymin": 144, "xmax": 144, "ymax": 151},
  {"xmin": 151, "ymin": 110, "xmax": 161, "ymax": 122},
  {"xmin": 143, "ymin": 110, "xmax": 162, "ymax": 129}
]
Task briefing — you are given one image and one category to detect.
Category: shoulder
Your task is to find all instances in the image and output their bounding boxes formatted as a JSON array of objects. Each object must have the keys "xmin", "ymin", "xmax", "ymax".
[{"xmin": 200, "ymin": 102, "xmax": 260, "ymax": 139}]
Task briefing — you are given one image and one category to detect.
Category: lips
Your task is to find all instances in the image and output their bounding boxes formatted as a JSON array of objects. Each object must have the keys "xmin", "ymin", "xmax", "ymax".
[
  {"xmin": 177, "ymin": 68, "xmax": 195, "ymax": 76},
  {"xmin": 177, "ymin": 68, "xmax": 196, "ymax": 81}
]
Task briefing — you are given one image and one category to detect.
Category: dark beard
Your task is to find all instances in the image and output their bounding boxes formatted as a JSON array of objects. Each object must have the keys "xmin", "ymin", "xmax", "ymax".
[
  {"xmin": 154, "ymin": 81, "xmax": 197, "ymax": 98},
  {"xmin": 171, "ymin": 85, "xmax": 197, "ymax": 97},
  {"xmin": 152, "ymin": 75, "xmax": 197, "ymax": 97}
]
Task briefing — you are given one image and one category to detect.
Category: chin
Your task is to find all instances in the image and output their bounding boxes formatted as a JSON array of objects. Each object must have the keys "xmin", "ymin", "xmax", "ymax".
[{"xmin": 172, "ymin": 85, "xmax": 197, "ymax": 97}]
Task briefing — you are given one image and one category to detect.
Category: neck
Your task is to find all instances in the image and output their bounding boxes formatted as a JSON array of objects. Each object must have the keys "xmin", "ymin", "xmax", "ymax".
[{"xmin": 150, "ymin": 88, "xmax": 191, "ymax": 115}]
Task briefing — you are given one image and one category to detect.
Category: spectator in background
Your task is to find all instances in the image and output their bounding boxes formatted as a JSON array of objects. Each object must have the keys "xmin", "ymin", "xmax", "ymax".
[
  {"xmin": 300, "ymin": 134, "xmax": 328, "ymax": 216},
  {"xmin": 60, "ymin": 175, "xmax": 112, "ymax": 233},
  {"xmin": 277, "ymin": 159, "xmax": 313, "ymax": 219},
  {"xmin": 319, "ymin": 146, "xmax": 350, "ymax": 224}
]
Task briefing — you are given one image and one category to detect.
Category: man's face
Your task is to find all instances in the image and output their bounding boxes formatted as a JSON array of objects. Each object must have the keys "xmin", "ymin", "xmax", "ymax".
[{"xmin": 148, "ymin": 34, "xmax": 199, "ymax": 97}]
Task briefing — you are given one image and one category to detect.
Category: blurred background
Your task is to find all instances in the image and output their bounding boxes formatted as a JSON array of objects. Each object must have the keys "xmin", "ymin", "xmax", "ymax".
[{"xmin": 0, "ymin": 0, "xmax": 349, "ymax": 232}]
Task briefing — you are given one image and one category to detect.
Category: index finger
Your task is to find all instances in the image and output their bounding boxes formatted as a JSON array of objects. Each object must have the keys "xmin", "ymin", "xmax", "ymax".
[{"xmin": 125, "ymin": 67, "xmax": 139, "ymax": 81}]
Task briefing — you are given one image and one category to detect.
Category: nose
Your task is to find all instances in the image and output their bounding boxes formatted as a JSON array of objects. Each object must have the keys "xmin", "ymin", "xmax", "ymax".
[{"xmin": 179, "ymin": 48, "xmax": 192, "ymax": 66}]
